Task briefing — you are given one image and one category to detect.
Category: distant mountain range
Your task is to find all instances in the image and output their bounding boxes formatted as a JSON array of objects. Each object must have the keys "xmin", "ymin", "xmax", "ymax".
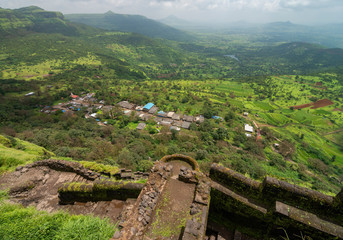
[
  {"xmin": 158, "ymin": 18, "xmax": 343, "ymax": 49},
  {"xmin": 65, "ymin": 11, "xmax": 194, "ymax": 41}
]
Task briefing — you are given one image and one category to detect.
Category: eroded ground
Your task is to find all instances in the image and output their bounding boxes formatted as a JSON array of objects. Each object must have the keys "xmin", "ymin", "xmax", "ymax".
[{"xmin": 0, "ymin": 165, "xmax": 132, "ymax": 223}]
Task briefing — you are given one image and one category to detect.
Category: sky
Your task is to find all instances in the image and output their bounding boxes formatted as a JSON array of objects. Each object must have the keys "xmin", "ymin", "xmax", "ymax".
[{"xmin": 1, "ymin": 0, "xmax": 343, "ymax": 25}]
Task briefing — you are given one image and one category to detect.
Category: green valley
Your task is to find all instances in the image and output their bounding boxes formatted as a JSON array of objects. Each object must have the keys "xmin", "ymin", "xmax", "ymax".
[{"xmin": 0, "ymin": 5, "xmax": 343, "ymax": 239}]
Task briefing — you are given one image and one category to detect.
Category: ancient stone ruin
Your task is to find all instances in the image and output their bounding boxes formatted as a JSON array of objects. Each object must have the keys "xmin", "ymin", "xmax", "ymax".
[{"xmin": 0, "ymin": 156, "xmax": 342, "ymax": 240}]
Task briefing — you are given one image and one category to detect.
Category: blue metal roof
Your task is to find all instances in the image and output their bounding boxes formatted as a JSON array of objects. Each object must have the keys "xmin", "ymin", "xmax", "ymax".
[
  {"xmin": 212, "ymin": 116, "xmax": 223, "ymax": 120},
  {"xmin": 143, "ymin": 103, "xmax": 154, "ymax": 110}
]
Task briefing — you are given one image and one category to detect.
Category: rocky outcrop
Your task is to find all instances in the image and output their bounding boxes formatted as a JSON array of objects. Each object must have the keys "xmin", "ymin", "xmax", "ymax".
[{"xmin": 23, "ymin": 159, "xmax": 101, "ymax": 180}]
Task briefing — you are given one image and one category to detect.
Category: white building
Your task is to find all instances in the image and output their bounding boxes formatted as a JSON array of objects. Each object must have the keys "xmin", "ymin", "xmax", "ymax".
[{"xmin": 244, "ymin": 124, "xmax": 254, "ymax": 133}]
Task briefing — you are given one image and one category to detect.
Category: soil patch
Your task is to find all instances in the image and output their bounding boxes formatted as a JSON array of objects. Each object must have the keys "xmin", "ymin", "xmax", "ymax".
[
  {"xmin": 311, "ymin": 99, "xmax": 334, "ymax": 109},
  {"xmin": 290, "ymin": 99, "xmax": 334, "ymax": 110}
]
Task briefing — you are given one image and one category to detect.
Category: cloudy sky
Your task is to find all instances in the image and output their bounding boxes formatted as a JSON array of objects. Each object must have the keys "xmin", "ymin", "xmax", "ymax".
[{"xmin": 1, "ymin": 0, "xmax": 343, "ymax": 24}]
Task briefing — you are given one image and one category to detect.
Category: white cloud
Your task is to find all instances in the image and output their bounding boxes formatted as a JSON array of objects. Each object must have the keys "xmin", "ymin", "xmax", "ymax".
[{"xmin": 1, "ymin": 0, "xmax": 343, "ymax": 24}]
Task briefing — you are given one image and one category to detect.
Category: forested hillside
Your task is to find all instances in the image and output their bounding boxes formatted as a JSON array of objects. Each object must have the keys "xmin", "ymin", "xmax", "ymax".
[{"xmin": 65, "ymin": 11, "xmax": 193, "ymax": 41}]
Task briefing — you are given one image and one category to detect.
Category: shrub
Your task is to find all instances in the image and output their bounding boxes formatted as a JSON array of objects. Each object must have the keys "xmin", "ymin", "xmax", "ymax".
[{"xmin": 308, "ymin": 158, "xmax": 328, "ymax": 174}]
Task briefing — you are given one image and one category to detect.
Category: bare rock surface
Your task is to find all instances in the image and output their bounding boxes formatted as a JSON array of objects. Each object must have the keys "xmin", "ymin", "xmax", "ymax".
[{"xmin": 0, "ymin": 164, "xmax": 129, "ymax": 223}]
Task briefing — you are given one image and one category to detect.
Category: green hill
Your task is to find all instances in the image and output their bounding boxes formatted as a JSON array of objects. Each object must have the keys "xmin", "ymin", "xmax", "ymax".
[
  {"xmin": 0, "ymin": 134, "xmax": 54, "ymax": 173},
  {"xmin": 235, "ymin": 42, "xmax": 343, "ymax": 75},
  {"xmin": 65, "ymin": 11, "xmax": 194, "ymax": 41},
  {"xmin": 0, "ymin": 6, "xmax": 102, "ymax": 37}
]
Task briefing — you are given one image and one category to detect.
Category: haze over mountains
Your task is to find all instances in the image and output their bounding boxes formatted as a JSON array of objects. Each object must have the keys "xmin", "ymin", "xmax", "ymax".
[
  {"xmin": 1, "ymin": 5, "xmax": 343, "ymax": 49},
  {"xmin": 159, "ymin": 15, "xmax": 343, "ymax": 49},
  {"xmin": 65, "ymin": 11, "xmax": 193, "ymax": 41}
]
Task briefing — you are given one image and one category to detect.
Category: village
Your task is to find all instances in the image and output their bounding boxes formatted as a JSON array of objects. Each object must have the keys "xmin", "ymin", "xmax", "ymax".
[{"xmin": 39, "ymin": 92, "xmax": 255, "ymax": 136}]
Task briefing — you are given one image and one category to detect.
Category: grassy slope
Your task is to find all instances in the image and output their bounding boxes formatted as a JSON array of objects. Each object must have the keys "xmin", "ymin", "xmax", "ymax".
[
  {"xmin": 0, "ymin": 192, "xmax": 116, "ymax": 240},
  {"xmin": 0, "ymin": 135, "xmax": 118, "ymax": 239},
  {"xmin": 0, "ymin": 135, "xmax": 54, "ymax": 173},
  {"xmin": 0, "ymin": 134, "xmax": 120, "ymax": 176}
]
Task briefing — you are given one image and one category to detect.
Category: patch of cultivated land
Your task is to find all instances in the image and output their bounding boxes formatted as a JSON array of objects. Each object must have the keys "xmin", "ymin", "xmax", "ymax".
[
  {"xmin": 145, "ymin": 161, "xmax": 196, "ymax": 239},
  {"xmin": 290, "ymin": 99, "xmax": 334, "ymax": 110}
]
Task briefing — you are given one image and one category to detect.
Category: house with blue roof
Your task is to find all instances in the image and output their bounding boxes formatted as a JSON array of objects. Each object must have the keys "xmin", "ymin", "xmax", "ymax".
[
  {"xmin": 157, "ymin": 111, "xmax": 166, "ymax": 117},
  {"xmin": 143, "ymin": 103, "xmax": 154, "ymax": 112}
]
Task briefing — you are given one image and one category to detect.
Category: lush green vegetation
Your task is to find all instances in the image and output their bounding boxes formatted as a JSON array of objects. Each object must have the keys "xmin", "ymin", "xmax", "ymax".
[
  {"xmin": 0, "ymin": 193, "xmax": 116, "ymax": 240},
  {"xmin": 0, "ymin": 134, "xmax": 54, "ymax": 173},
  {"xmin": 1, "ymin": 6, "xmax": 343, "ymax": 196}
]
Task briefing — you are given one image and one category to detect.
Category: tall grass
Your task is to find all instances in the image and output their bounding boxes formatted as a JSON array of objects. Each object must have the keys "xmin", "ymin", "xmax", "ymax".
[{"xmin": 0, "ymin": 201, "xmax": 116, "ymax": 240}]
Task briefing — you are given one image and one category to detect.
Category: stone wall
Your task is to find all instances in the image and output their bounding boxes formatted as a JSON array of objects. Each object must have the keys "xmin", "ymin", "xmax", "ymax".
[
  {"xmin": 160, "ymin": 154, "xmax": 200, "ymax": 171},
  {"xmin": 209, "ymin": 163, "xmax": 343, "ymax": 239},
  {"xmin": 113, "ymin": 161, "xmax": 173, "ymax": 239},
  {"xmin": 209, "ymin": 164, "xmax": 261, "ymax": 199},
  {"xmin": 179, "ymin": 167, "xmax": 211, "ymax": 240},
  {"xmin": 58, "ymin": 178, "xmax": 144, "ymax": 204}
]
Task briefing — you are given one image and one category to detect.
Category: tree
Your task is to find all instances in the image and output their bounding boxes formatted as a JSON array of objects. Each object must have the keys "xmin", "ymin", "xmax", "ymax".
[
  {"xmin": 196, "ymin": 149, "xmax": 208, "ymax": 160},
  {"xmin": 214, "ymin": 127, "xmax": 229, "ymax": 140}
]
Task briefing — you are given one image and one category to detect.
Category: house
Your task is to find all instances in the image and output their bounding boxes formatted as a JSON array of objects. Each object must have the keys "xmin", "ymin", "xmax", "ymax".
[
  {"xmin": 70, "ymin": 94, "xmax": 79, "ymax": 99},
  {"xmin": 170, "ymin": 126, "xmax": 181, "ymax": 131},
  {"xmin": 243, "ymin": 112, "xmax": 249, "ymax": 116},
  {"xmin": 90, "ymin": 113, "xmax": 97, "ymax": 118},
  {"xmin": 172, "ymin": 114, "xmax": 181, "ymax": 121},
  {"xmin": 181, "ymin": 122, "xmax": 191, "ymax": 129},
  {"xmin": 183, "ymin": 115, "xmax": 194, "ymax": 122},
  {"xmin": 148, "ymin": 106, "xmax": 159, "ymax": 114},
  {"xmin": 102, "ymin": 106, "xmax": 113, "ymax": 113},
  {"xmin": 174, "ymin": 121, "xmax": 183, "ymax": 127},
  {"xmin": 195, "ymin": 115, "xmax": 205, "ymax": 123},
  {"xmin": 245, "ymin": 133, "xmax": 252, "ymax": 137},
  {"xmin": 273, "ymin": 143, "xmax": 280, "ymax": 148},
  {"xmin": 167, "ymin": 112, "xmax": 175, "ymax": 118},
  {"xmin": 136, "ymin": 106, "xmax": 144, "ymax": 111},
  {"xmin": 40, "ymin": 106, "xmax": 51, "ymax": 112},
  {"xmin": 157, "ymin": 111, "xmax": 166, "ymax": 117},
  {"xmin": 136, "ymin": 123, "xmax": 146, "ymax": 130},
  {"xmin": 244, "ymin": 124, "xmax": 254, "ymax": 133},
  {"xmin": 161, "ymin": 120, "xmax": 172, "ymax": 126},
  {"xmin": 124, "ymin": 110, "xmax": 132, "ymax": 116},
  {"xmin": 25, "ymin": 92, "xmax": 35, "ymax": 97},
  {"xmin": 143, "ymin": 103, "xmax": 154, "ymax": 112},
  {"xmin": 118, "ymin": 101, "xmax": 134, "ymax": 109},
  {"xmin": 139, "ymin": 114, "xmax": 151, "ymax": 121},
  {"xmin": 85, "ymin": 93, "xmax": 95, "ymax": 99},
  {"xmin": 154, "ymin": 117, "xmax": 163, "ymax": 123}
]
